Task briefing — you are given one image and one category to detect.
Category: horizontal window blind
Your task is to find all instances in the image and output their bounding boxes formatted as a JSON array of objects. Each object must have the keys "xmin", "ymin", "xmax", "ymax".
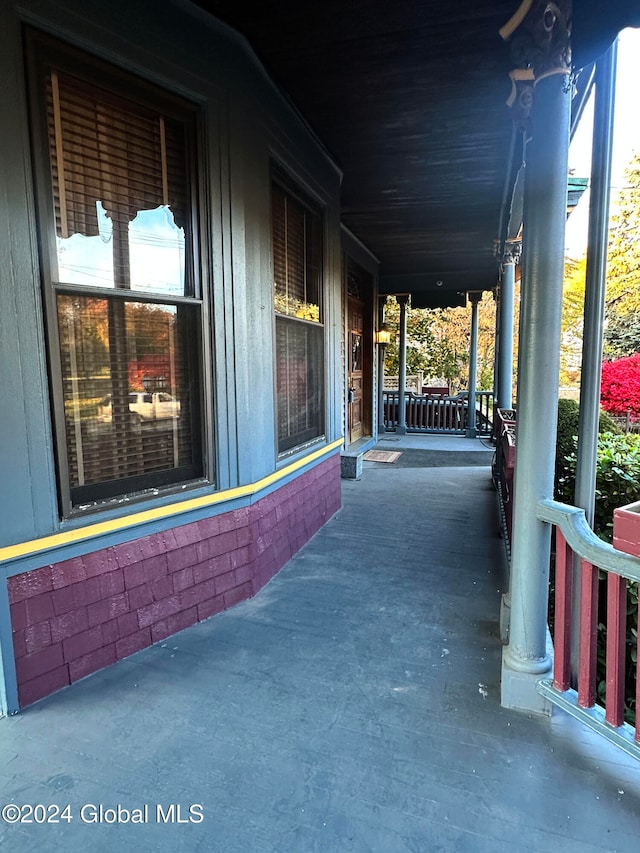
[
  {"xmin": 272, "ymin": 182, "xmax": 321, "ymax": 322},
  {"xmin": 48, "ymin": 70, "xmax": 189, "ymax": 294},
  {"xmin": 272, "ymin": 175, "xmax": 324, "ymax": 454}
]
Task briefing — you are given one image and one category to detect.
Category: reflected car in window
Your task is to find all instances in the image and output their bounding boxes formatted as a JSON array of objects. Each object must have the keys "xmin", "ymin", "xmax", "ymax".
[{"xmin": 98, "ymin": 392, "xmax": 180, "ymax": 422}]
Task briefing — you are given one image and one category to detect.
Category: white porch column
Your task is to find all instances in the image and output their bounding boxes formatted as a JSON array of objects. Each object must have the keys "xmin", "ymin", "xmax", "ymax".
[
  {"xmin": 396, "ymin": 294, "xmax": 409, "ymax": 434},
  {"xmin": 377, "ymin": 297, "xmax": 388, "ymax": 434},
  {"xmin": 575, "ymin": 43, "xmax": 617, "ymax": 528},
  {"xmin": 466, "ymin": 292, "xmax": 481, "ymax": 438},
  {"xmin": 500, "ymin": 0, "xmax": 572, "ymax": 714},
  {"xmin": 572, "ymin": 42, "xmax": 617, "ymax": 681},
  {"xmin": 497, "ymin": 254, "xmax": 516, "ymax": 411}
]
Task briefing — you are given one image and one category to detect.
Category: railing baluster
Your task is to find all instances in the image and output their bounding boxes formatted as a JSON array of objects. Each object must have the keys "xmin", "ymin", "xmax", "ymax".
[
  {"xmin": 606, "ymin": 571, "xmax": 627, "ymax": 728},
  {"xmin": 578, "ymin": 559, "xmax": 599, "ymax": 708},
  {"xmin": 636, "ymin": 591, "xmax": 640, "ymax": 742},
  {"xmin": 536, "ymin": 501, "xmax": 640, "ymax": 760},
  {"xmin": 379, "ymin": 389, "xmax": 493, "ymax": 435},
  {"xmin": 553, "ymin": 528, "xmax": 573, "ymax": 691}
]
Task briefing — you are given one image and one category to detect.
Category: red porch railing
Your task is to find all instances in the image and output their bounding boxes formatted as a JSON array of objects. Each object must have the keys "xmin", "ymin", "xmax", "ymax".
[
  {"xmin": 383, "ymin": 390, "xmax": 494, "ymax": 436},
  {"xmin": 536, "ymin": 499, "xmax": 640, "ymax": 760},
  {"xmin": 492, "ymin": 408, "xmax": 516, "ymax": 551}
]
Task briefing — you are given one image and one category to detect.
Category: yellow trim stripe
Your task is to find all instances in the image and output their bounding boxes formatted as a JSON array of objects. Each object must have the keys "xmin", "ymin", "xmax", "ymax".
[{"xmin": 1, "ymin": 439, "xmax": 344, "ymax": 565}]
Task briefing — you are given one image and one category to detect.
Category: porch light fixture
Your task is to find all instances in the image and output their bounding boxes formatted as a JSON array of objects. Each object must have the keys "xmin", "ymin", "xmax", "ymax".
[{"xmin": 376, "ymin": 323, "xmax": 391, "ymax": 347}]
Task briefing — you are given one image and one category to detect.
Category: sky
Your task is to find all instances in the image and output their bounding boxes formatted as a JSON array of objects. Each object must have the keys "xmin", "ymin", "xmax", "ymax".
[
  {"xmin": 57, "ymin": 203, "xmax": 185, "ymax": 296},
  {"xmin": 565, "ymin": 27, "xmax": 640, "ymax": 258}
]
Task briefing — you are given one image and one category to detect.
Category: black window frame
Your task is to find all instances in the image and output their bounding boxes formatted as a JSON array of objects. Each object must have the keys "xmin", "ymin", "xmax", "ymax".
[
  {"xmin": 25, "ymin": 29, "xmax": 209, "ymax": 516},
  {"xmin": 271, "ymin": 169, "xmax": 325, "ymax": 456}
]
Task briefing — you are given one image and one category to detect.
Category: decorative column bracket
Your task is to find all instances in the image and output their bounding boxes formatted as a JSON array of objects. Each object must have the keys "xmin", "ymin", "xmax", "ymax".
[
  {"xmin": 500, "ymin": 1, "xmax": 572, "ymax": 83},
  {"xmin": 498, "ymin": 1, "xmax": 573, "ymax": 267}
]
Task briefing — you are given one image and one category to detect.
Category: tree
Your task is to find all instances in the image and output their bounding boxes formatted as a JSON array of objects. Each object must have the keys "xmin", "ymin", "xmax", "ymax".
[
  {"xmin": 560, "ymin": 256, "xmax": 587, "ymax": 386},
  {"xmin": 429, "ymin": 295, "xmax": 496, "ymax": 391},
  {"xmin": 382, "ymin": 297, "xmax": 435, "ymax": 377},
  {"xmin": 382, "ymin": 293, "xmax": 496, "ymax": 393},
  {"xmin": 559, "ymin": 155, "xmax": 640, "ymax": 376},
  {"xmin": 604, "ymin": 311, "xmax": 640, "ymax": 358},
  {"xmin": 604, "ymin": 153, "xmax": 640, "ymax": 358},
  {"xmin": 428, "ymin": 307, "xmax": 470, "ymax": 392}
]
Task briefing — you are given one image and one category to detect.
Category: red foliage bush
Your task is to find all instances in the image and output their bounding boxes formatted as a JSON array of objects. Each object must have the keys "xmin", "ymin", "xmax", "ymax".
[
  {"xmin": 601, "ymin": 353, "xmax": 640, "ymax": 420},
  {"xmin": 129, "ymin": 354, "xmax": 174, "ymax": 392}
]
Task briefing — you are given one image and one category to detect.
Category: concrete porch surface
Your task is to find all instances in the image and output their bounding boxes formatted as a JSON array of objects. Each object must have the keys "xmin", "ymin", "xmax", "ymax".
[{"xmin": 1, "ymin": 434, "xmax": 639, "ymax": 852}]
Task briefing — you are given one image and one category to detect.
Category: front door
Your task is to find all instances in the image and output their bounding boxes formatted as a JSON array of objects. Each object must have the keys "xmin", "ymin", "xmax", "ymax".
[{"xmin": 348, "ymin": 297, "xmax": 364, "ymax": 443}]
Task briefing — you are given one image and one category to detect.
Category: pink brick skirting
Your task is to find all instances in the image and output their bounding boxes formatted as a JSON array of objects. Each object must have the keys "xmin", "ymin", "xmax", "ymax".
[{"xmin": 8, "ymin": 454, "xmax": 341, "ymax": 708}]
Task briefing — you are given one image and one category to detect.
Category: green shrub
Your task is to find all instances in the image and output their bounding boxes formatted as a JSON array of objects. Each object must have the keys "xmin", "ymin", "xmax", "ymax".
[
  {"xmin": 599, "ymin": 408, "xmax": 624, "ymax": 435},
  {"xmin": 556, "ymin": 431, "xmax": 640, "ymax": 542},
  {"xmin": 555, "ymin": 399, "xmax": 579, "ymax": 504},
  {"xmin": 594, "ymin": 433, "xmax": 640, "ymax": 541},
  {"xmin": 556, "ymin": 397, "xmax": 579, "ymax": 462},
  {"xmin": 554, "ymin": 399, "xmax": 624, "ymax": 507}
]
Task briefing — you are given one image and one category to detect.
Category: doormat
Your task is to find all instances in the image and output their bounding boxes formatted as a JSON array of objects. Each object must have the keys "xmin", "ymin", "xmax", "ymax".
[{"xmin": 363, "ymin": 450, "xmax": 403, "ymax": 463}]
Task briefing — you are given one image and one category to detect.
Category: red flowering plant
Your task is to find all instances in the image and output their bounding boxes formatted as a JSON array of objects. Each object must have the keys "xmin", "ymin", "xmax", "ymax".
[{"xmin": 600, "ymin": 353, "xmax": 640, "ymax": 422}]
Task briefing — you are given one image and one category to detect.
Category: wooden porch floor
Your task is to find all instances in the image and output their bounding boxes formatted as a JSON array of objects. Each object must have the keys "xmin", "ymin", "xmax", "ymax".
[{"xmin": 1, "ymin": 435, "xmax": 639, "ymax": 851}]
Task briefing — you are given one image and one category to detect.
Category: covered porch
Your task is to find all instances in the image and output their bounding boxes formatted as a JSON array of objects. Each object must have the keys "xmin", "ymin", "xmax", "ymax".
[{"xmin": 1, "ymin": 436, "xmax": 638, "ymax": 851}]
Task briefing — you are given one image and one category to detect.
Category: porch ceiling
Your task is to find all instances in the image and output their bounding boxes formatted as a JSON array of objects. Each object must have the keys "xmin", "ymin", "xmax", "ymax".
[{"xmin": 194, "ymin": 2, "xmax": 634, "ymax": 307}]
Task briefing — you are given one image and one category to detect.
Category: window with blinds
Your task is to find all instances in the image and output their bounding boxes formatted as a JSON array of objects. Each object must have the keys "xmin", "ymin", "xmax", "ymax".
[
  {"xmin": 26, "ymin": 32, "xmax": 205, "ymax": 511},
  {"xmin": 272, "ymin": 176, "xmax": 324, "ymax": 453}
]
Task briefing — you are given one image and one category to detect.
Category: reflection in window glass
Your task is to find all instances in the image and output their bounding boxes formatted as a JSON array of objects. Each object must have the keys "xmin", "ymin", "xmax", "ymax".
[
  {"xmin": 56, "ymin": 200, "xmax": 114, "ymax": 287},
  {"xmin": 129, "ymin": 206, "xmax": 185, "ymax": 294},
  {"xmin": 276, "ymin": 316, "xmax": 324, "ymax": 453},
  {"xmin": 351, "ymin": 332, "xmax": 362, "ymax": 372},
  {"xmin": 55, "ymin": 203, "xmax": 186, "ymax": 295},
  {"xmin": 47, "ymin": 68, "xmax": 191, "ymax": 298},
  {"xmin": 57, "ymin": 294, "xmax": 200, "ymax": 502}
]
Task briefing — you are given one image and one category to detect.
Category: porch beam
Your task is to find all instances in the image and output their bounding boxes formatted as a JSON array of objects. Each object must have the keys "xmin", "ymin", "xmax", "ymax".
[{"xmin": 500, "ymin": 0, "xmax": 572, "ymax": 715}]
